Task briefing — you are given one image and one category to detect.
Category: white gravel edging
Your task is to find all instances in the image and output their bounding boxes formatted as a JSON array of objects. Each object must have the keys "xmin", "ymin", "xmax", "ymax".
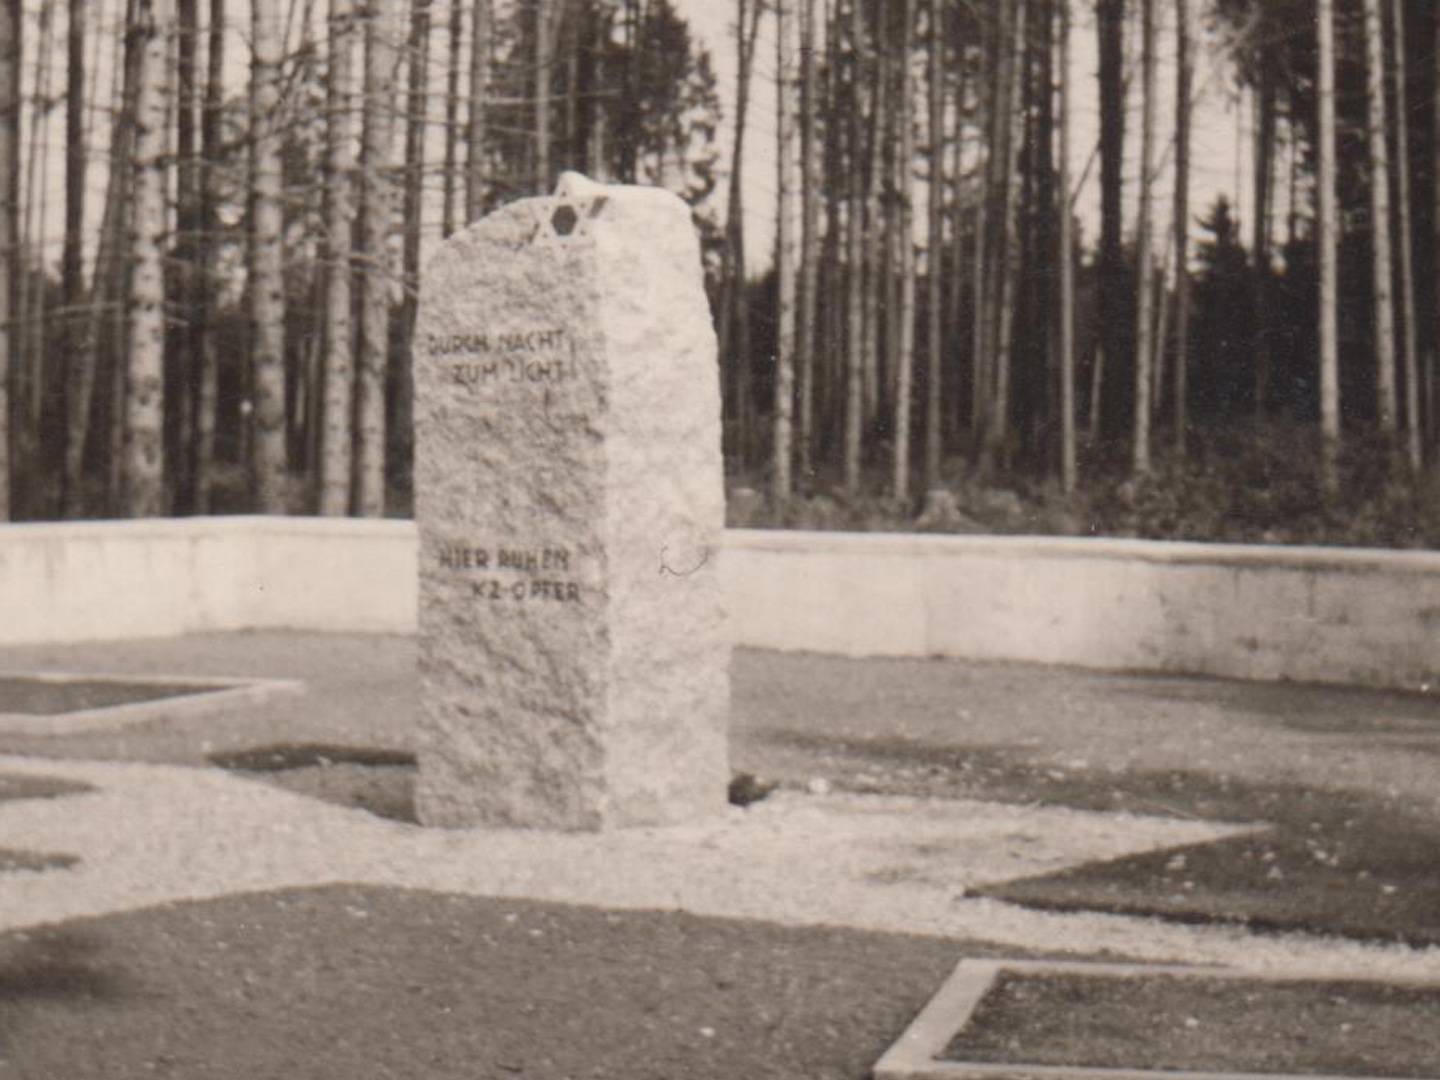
[{"xmin": 2, "ymin": 753, "xmax": 1439, "ymax": 980}]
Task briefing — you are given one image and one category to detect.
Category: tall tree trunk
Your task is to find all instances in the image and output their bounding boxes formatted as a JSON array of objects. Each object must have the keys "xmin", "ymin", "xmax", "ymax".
[
  {"xmin": 620, "ymin": 0, "xmax": 639, "ymax": 180},
  {"xmin": 563, "ymin": 1, "xmax": 579, "ymax": 170},
  {"xmin": 192, "ymin": 0, "xmax": 224, "ymax": 512},
  {"xmin": 588, "ymin": 1, "xmax": 610, "ymax": 177},
  {"xmin": 59, "ymin": 0, "xmax": 88, "ymax": 514},
  {"xmin": 820, "ymin": 0, "xmax": 843, "ymax": 457},
  {"xmin": 969, "ymin": 40, "xmax": 989, "ymax": 442},
  {"xmin": 535, "ymin": 0, "xmax": 552, "ymax": 190},
  {"xmin": 250, "ymin": 0, "xmax": 289, "ymax": 512},
  {"xmin": 356, "ymin": 0, "xmax": 401, "ymax": 516},
  {"xmin": 982, "ymin": 0, "xmax": 1025, "ymax": 473},
  {"xmin": 796, "ymin": 0, "xmax": 820, "ymax": 487},
  {"xmin": 0, "ymin": 0, "xmax": 16, "ymax": 518},
  {"xmin": 774, "ymin": 0, "xmax": 797, "ymax": 504},
  {"xmin": 1432, "ymin": 0, "xmax": 1440, "ymax": 462},
  {"xmin": 1033, "ymin": 0, "xmax": 1056, "ymax": 472},
  {"xmin": 1150, "ymin": 247, "xmax": 1169, "ymax": 423},
  {"xmin": 1057, "ymin": 0, "xmax": 1076, "ymax": 492},
  {"xmin": 320, "ymin": 0, "xmax": 358, "ymax": 515},
  {"xmin": 1130, "ymin": 0, "xmax": 1155, "ymax": 476},
  {"xmin": 172, "ymin": 0, "xmax": 200, "ymax": 512},
  {"xmin": 1252, "ymin": 66, "xmax": 1275, "ymax": 418},
  {"xmin": 34, "ymin": 0, "xmax": 75, "ymax": 518},
  {"xmin": 123, "ymin": 0, "xmax": 171, "ymax": 517},
  {"xmin": 398, "ymin": 0, "xmax": 429, "ymax": 495},
  {"xmin": 66, "ymin": 8, "xmax": 133, "ymax": 517},
  {"xmin": 104, "ymin": 2, "xmax": 138, "ymax": 516},
  {"xmin": 975, "ymin": 3, "xmax": 1006, "ymax": 450},
  {"xmin": 862, "ymin": 2, "xmax": 888, "ymax": 432},
  {"xmin": 844, "ymin": 0, "xmax": 867, "ymax": 493},
  {"xmin": 16, "ymin": 1, "xmax": 57, "ymax": 519},
  {"xmin": 944, "ymin": 61, "xmax": 965, "ymax": 450},
  {"xmin": 62, "ymin": 0, "xmax": 86, "ymax": 312},
  {"xmin": 1362, "ymin": 0, "xmax": 1396, "ymax": 434},
  {"xmin": 1390, "ymin": 0, "xmax": 1419, "ymax": 469},
  {"xmin": 1095, "ymin": 0, "xmax": 1124, "ymax": 444},
  {"xmin": 465, "ymin": 0, "xmax": 491, "ymax": 221},
  {"xmin": 882, "ymin": 3, "xmax": 902, "ymax": 427},
  {"xmin": 719, "ymin": 0, "xmax": 761, "ymax": 471},
  {"xmin": 1172, "ymin": 0, "xmax": 1191, "ymax": 456},
  {"xmin": 1318, "ymin": 0, "xmax": 1340, "ymax": 488},
  {"xmin": 996, "ymin": 0, "xmax": 1027, "ymax": 470},
  {"xmin": 923, "ymin": 0, "xmax": 944, "ymax": 492},
  {"xmin": 442, "ymin": 0, "xmax": 463, "ymax": 236},
  {"xmin": 893, "ymin": 0, "xmax": 917, "ymax": 500}
]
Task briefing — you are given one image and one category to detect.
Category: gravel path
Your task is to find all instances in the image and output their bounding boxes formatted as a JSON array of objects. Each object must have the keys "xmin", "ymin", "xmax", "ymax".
[
  {"xmin": 3, "ymin": 632, "xmax": 1439, "ymax": 983},
  {"xmin": 4, "ymin": 752, "xmax": 1440, "ymax": 980}
]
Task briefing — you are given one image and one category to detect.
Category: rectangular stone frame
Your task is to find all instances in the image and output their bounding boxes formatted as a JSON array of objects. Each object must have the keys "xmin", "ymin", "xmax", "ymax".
[
  {"xmin": 0, "ymin": 671, "xmax": 303, "ymax": 735},
  {"xmin": 874, "ymin": 958, "xmax": 1440, "ymax": 1080}
]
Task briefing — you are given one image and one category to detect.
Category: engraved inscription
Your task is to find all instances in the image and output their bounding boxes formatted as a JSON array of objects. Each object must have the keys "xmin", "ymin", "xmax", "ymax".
[
  {"xmin": 449, "ymin": 356, "xmax": 575, "ymax": 387},
  {"xmin": 438, "ymin": 543, "xmax": 582, "ymax": 605},
  {"xmin": 426, "ymin": 328, "xmax": 566, "ymax": 356},
  {"xmin": 436, "ymin": 545, "xmax": 491, "ymax": 570},
  {"xmin": 425, "ymin": 326, "xmax": 574, "ymax": 390},
  {"xmin": 470, "ymin": 579, "xmax": 581, "ymax": 603}
]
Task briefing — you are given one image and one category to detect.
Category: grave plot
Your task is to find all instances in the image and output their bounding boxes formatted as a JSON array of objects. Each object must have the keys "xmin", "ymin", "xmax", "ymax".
[
  {"xmin": 0, "ymin": 672, "xmax": 302, "ymax": 735},
  {"xmin": 875, "ymin": 959, "xmax": 1440, "ymax": 1080}
]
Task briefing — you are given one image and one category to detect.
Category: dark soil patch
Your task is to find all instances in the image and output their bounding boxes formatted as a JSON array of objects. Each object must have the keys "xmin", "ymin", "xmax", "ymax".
[
  {"xmin": 0, "ymin": 883, "xmax": 1032, "ymax": 1080},
  {"xmin": 0, "ymin": 847, "xmax": 77, "ymax": 873},
  {"xmin": 765, "ymin": 732, "xmax": 1440, "ymax": 946},
  {"xmin": 0, "ymin": 773, "xmax": 88, "ymax": 875},
  {"xmin": 0, "ymin": 677, "xmax": 228, "ymax": 716},
  {"xmin": 208, "ymin": 743, "xmax": 419, "ymax": 824},
  {"xmin": 978, "ymin": 821, "xmax": 1440, "ymax": 948},
  {"xmin": 208, "ymin": 742, "xmax": 416, "ymax": 772},
  {"xmin": 944, "ymin": 970, "xmax": 1440, "ymax": 1077},
  {"xmin": 0, "ymin": 773, "xmax": 93, "ymax": 802},
  {"xmin": 1106, "ymin": 675, "xmax": 1440, "ymax": 737}
]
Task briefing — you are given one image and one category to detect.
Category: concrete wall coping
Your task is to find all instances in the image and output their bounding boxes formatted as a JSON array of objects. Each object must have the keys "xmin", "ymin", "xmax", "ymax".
[
  {"xmin": 725, "ymin": 527, "xmax": 1440, "ymax": 575},
  {"xmin": 0, "ymin": 516, "xmax": 419, "ymax": 540},
  {"xmin": 12, "ymin": 516, "xmax": 1438, "ymax": 576}
]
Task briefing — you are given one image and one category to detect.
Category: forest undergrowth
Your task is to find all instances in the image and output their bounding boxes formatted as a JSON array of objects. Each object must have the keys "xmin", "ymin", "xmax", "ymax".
[{"xmin": 727, "ymin": 422, "xmax": 1440, "ymax": 550}]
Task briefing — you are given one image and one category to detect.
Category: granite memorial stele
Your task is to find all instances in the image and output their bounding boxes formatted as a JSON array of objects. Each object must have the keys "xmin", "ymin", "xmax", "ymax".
[{"xmin": 412, "ymin": 173, "xmax": 730, "ymax": 830}]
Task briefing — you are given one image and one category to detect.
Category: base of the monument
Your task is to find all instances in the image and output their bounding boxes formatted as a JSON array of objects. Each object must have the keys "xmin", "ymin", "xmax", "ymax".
[{"xmin": 413, "ymin": 745, "xmax": 730, "ymax": 831}]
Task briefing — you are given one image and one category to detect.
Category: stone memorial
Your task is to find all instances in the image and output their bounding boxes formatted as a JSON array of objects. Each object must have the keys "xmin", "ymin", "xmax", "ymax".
[{"xmin": 411, "ymin": 173, "xmax": 729, "ymax": 830}]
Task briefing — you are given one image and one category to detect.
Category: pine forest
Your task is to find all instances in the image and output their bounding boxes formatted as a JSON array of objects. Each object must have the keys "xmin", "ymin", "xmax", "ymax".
[{"xmin": 2, "ymin": 0, "xmax": 1439, "ymax": 547}]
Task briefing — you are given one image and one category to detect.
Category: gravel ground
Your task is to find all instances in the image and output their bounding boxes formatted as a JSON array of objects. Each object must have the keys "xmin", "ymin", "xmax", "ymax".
[
  {"xmin": 1, "ymin": 632, "xmax": 1438, "ymax": 980},
  {"xmin": 0, "ymin": 753, "xmax": 1250, "ymax": 953}
]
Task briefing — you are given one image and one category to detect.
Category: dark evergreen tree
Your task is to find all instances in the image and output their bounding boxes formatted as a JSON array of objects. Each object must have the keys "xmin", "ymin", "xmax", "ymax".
[{"xmin": 1190, "ymin": 198, "xmax": 1256, "ymax": 420}]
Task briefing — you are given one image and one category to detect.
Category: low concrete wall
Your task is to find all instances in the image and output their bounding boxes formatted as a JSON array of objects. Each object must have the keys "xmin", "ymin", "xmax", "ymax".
[
  {"xmin": 2, "ymin": 519, "xmax": 1436, "ymax": 690},
  {"xmin": 0, "ymin": 517, "xmax": 417, "ymax": 645},
  {"xmin": 724, "ymin": 530, "xmax": 1440, "ymax": 691}
]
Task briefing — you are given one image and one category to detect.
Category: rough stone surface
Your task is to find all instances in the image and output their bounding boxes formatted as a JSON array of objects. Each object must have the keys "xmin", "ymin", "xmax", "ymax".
[{"xmin": 412, "ymin": 174, "xmax": 729, "ymax": 830}]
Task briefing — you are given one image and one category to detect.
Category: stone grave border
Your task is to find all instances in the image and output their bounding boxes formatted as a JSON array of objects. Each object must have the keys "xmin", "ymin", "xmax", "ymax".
[
  {"xmin": 873, "ymin": 958, "xmax": 1440, "ymax": 1080},
  {"xmin": 0, "ymin": 671, "xmax": 304, "ymax": 736}
]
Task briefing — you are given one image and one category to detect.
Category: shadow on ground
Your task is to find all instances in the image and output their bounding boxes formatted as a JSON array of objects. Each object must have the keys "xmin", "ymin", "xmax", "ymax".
[
  {"xmin": 0, "ymin": 883, "xmax": 1023, "ymax": 1080},
  {"xmin": 208, "ymin": 743, "xmax": 419, "ymax": 825}
]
